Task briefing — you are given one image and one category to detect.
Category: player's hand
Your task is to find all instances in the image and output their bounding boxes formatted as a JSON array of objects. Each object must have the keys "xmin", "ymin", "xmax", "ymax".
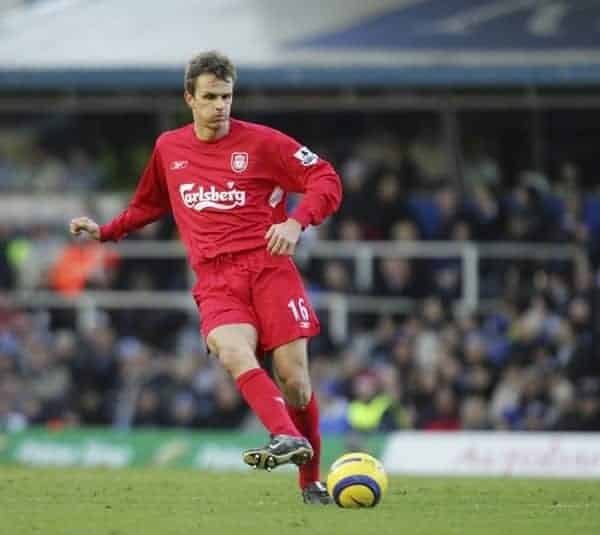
[
  {"xmin": 69, "ymin": 216, "xmax": 101, "ymax": 240},
  {"xmin": 265, "ymin": 218, "xmax": 302, "ymax": 255}
]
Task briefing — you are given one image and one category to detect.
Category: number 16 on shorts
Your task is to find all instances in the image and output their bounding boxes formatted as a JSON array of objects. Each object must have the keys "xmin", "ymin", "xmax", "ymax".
[{"xmin": 288, "ymin": 298, "xmax": 311, "ymax": 328}]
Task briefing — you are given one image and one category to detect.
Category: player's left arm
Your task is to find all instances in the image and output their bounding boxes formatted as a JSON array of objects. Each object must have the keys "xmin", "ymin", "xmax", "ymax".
[{"xmin": 266, "ymin": 133, "xmax": 342, "ymax": 255}]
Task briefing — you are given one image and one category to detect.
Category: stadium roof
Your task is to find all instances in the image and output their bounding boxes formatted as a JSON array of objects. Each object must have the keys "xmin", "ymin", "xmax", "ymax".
[{"xmin": 1, "ymin": 0, "xmax": 600, "ymax": 90}]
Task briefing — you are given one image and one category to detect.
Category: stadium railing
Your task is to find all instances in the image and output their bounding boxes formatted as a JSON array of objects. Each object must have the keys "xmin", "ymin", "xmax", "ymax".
[{"xmin": 4, "ymin": 240, "xmax": 582, "ymax": 344}]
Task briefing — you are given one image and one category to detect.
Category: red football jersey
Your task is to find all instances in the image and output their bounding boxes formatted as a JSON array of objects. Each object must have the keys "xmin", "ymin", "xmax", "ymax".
[{"xmin": 100, "ymin": 119, "xmax": 342, "ymax": 268}]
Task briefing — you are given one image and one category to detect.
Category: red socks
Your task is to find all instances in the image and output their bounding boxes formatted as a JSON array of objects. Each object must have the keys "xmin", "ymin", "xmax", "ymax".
[
  {"xmin": 235, "ymin": 369, "xmax": 321, "ymax": 489},
  {"xmin": 286, "ymin": 393, "xmax": 321, "ymax": 489},
  {"xmin": 235, "ymin": 368, "xmax": 301, "ymax": 437}
]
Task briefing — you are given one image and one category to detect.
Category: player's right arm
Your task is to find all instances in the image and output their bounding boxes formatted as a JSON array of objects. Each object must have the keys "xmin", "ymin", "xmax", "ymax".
[{"xmin": 70, "ymin": 142, "xmax": 171, "ymax": 242}]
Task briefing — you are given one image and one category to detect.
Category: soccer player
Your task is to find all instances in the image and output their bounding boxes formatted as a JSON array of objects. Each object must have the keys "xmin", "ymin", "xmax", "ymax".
[{"xmin": 69, "ymin": 51, "xmax": 342, "ymax": 505}]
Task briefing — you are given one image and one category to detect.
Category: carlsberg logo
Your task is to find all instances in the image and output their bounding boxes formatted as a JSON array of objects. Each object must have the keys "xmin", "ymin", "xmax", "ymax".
[{"xmin": 180, "ymin": 182, "xmax": 246, "ymax": 212}]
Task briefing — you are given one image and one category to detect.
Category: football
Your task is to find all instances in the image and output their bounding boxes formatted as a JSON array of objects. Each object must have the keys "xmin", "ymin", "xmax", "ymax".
[{"xmin": 326, "ymin": 452, "xmax": 389, "ymax": 508}]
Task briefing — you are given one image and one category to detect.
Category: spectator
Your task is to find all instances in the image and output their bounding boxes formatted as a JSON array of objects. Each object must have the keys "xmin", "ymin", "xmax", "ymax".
[
  {"xmin": 555, "ymin": 378, "xmax": 600, "ymax": 431},
  {"xmin": 346, "ymin": 372, "xmax": 401, "ymax": 433},
  {"xmin": 422, "ymin": 387, "xmax": 461, "ymax": 431},
  {"xmin": 48, "ymin": 239, "xmax": 120, "ymax": 295},
  {"xmin": 374, "ymin": 258, "xmax": 426, "ymax": 298},
  {"xmin": 460, "ymin": 396, "xmax": 490, "ymax": 430},
  {"xmin": 365, "ymin": 171, "xmax": 416, "ymax": 239},
  {"xmin": 0, "ymin": 225, "xmax": 14, "ymax": 288}
]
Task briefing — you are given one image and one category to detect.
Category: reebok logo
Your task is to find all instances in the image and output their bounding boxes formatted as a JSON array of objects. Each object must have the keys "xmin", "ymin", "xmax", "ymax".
[
  {"xmin": 170, "ymin": 160, "xmax": 188, "ymax": 170},
  {"xmin": 180, "ymin": 182, "xmax": 246, "ymax": 212}
]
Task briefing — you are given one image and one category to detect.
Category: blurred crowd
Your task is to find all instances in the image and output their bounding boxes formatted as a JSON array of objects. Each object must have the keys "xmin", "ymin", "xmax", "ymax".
[
  {"xmin": 0, "ymin": 144, "xmax": 104, "ymax": 193},
  {"xmin": 314, "ymin": 294, "xmax": 600, "ymax": 434},
  {"xmin": 1, "ymin": 117, "xmax": 600, "ymax": 435},
  {"xmin": 1, "ymin": 288, "xmax": 599, "ymax": 434},
  {"xmin": 0, "ymin": 301, "xmax": 245, "ymax": 431}
]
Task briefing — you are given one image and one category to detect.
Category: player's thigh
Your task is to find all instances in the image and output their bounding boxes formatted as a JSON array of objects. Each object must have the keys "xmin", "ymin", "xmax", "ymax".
[
  {"xmin": 252, "ymin": 257, "xmax": 320, "ymax": 351},
  {"xmin": 206, "ymin": 323, "xmax": 258, "ymax": 353},
  {"xmin": 206, "ymin": 323, "xmax": 260, "ymax": 376}
]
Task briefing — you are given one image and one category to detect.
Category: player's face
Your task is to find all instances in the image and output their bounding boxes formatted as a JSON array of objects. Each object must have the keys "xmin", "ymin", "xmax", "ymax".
[{"xmin": 185, "ymin": 73, "xmax": 233, "ymax": 130}]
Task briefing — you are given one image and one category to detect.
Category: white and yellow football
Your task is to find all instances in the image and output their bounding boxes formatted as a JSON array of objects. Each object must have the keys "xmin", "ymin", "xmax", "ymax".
[{"xmin": 326, "ymin": 452, "xmax": 389, "ymax": 508}]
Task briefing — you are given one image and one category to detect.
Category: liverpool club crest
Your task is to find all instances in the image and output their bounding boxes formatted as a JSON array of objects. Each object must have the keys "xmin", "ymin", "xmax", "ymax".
[{"xmin": 231, "ymin": 152, "xmax": 249, "ymax": 173}]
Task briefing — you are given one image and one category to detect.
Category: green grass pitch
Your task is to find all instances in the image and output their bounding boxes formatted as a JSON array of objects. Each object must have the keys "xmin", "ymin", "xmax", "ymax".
[{"xmin": 1, "ymin": 467, "xmax": 599, "ymax": 535}]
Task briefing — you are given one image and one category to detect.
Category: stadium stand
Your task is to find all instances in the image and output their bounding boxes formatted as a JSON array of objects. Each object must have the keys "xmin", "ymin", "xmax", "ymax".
[{"xmin": 1, "ymin": 0, "xmax": 600, "ymax": 436}]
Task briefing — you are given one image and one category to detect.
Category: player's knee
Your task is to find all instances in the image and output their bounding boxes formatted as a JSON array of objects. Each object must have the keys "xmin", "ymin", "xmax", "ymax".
[
  {"xmin": 215, "ymin": 344, "xmax": 256, "ymax": 377},
  {"xmin": 281, "ymin": 374, "xmax": 311, "ymax": 407}
]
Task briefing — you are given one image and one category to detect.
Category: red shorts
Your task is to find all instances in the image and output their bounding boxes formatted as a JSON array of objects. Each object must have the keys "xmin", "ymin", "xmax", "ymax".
[{"xmin": 193, "ymin": 248, "xmax": 320, "ymax": 353}]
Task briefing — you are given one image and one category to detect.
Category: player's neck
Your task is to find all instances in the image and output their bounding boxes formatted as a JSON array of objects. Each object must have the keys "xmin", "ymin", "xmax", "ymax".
[{"xmin": 193, "ymin": 120, "xmax": 230, "ymax": 142}]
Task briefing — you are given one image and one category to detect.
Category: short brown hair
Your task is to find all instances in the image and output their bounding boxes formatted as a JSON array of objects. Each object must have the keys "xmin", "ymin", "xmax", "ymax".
[{"xmin": 185, "ymin": 51, "xmax": 237, "ymax": 94}]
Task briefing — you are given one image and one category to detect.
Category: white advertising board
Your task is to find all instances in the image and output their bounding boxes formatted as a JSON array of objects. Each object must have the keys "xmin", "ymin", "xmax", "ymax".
[{"xmin": 382, "ymin": 432, "xmax": 600, "ymax": 478}]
